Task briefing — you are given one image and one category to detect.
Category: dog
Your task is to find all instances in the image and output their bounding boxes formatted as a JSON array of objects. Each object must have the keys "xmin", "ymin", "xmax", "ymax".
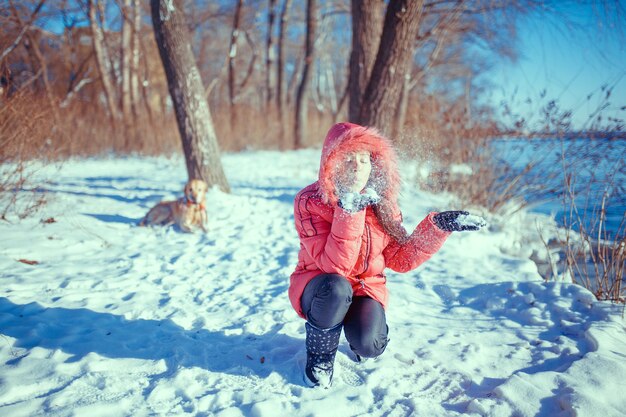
[{"xmin": 139, "ymin": 179, "xmax": 208, "ymax": 233}]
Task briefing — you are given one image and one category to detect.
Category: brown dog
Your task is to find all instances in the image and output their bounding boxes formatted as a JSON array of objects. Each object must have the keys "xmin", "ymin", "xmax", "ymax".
[{"xmin": 139, "ymin": 179, "xmax": 208, "ymax": 233}]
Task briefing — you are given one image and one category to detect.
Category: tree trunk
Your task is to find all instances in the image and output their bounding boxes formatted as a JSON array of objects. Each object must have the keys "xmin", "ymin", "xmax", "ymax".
[
  {"xmin": 120, "ymin": 0, "xmax": 132, "ymax": 120},
  {"xmin": 0, "ymin": 0, "xmax": 45, "ymax": 63},
  {"xmin": 276, "ymin": 0, "xmax": 292, "ymax": 113},
  {"xmin": 88, "ymin": 0, "xmax": 120, "ymax": 120},
  {"xmin": 227, "ymin": 0, "xmax": 243, "ymax": 133},
  {"xmin": 120, "ymin": 0, "xmax": 134, "ymax": 148},
  {"xmin": 392, "ymin": 71, "xmax": 410, "ymax": 138},
  {"xmin": 465, "ymin": 75, "xmax": 472, "ymax": 125},
  {"xmin": 276, "ymin": 0, "xmax": 292, "ymax": 149},
  {"xmin": 294, "ymin": 0, "xmax": 316, "ymax": 149},
  {"xmin": 265, "ymin": 0, "xmax": 277, "ymax": 106},
  {"xmin": 130, "ymin": 0, "xmax": 141, "ymax": 118},
  {"xmin": 137, "ymin": 30, "xmax": 155, "ymax": 121},
  {"xmin": 324, "ymin": 59, "xmax": 337, "ymax": 115},
  {"xmin": 392, "ymin": 8, "xmax": 455, "ymax": 138},
  {"xmin": 150, "ymin": 0, "xmax": 230, "ymax": 192},
  {"xmin": 358, "ymin": 0, "xmax": 424, "ymax": 136},
  {"xmin": 348, "ymin": 0, "xmax": 384, "ymax": 122}
]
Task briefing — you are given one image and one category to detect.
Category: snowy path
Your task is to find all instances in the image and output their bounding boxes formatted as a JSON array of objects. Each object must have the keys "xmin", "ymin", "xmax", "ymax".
[{"xmin": 1, "ymin": 151, "xmax": 625, "ymax": 417}]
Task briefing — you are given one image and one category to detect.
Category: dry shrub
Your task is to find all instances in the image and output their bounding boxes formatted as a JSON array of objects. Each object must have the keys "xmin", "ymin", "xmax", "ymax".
[
  {"xmin": 0, "ymin": 92, "xmax": 54, "ymax": 218},
  {"xmin": 56, "ymin": 99, "xmax": 337, "ymax": 153},
  {"xmin": 448, "ymin": 137, "xmax": 562, "ymax": 214},
  {"xmin": 57, "ymin": 99, "xmax": 334, "ymax": 155},
  {"xmin": 558, "ymin": 203, "xmax": 625, "ymax": 303},
  {"xmin": 0, "ymin": 90, "xmax": 182, "ymax": 218},
  {"xmin": 399, "ymin": 99, "xmax": 559, "ymax": 215},
  {"xmin": 1, "ymin": 93, "xmax": 182, "ymax": 159},
  {"xmin": 212, "ymin": 102, "xmax": 334, "ymax": 151},
  {"xmin": 2, "ymin": 89, "xmax": 331, "ymax": 158},
  {"xmin": 543, "ymin": 147, "xmax": 625, "ymax": 302},
  {"xmin": 402, "ymin": 92, "xmax": 625, "ymax": 303},
  {"xmin": 54, "ymin": 101, "xmax": 181, "ymax": 157}
]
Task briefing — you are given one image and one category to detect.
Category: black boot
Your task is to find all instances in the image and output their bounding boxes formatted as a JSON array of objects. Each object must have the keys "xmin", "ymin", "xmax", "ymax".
[{"xmin": 304, "ymin": 322, "xmax": 342, "ymax": 388}]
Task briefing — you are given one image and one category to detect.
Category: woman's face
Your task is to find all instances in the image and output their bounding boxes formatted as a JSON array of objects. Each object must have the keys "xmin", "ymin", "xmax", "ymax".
[{"xmin": 335, "ymin": 150, "xmax": 372, "ymax": 193}]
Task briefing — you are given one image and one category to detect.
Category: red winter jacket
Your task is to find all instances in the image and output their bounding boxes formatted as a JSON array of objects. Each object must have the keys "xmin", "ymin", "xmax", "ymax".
[{"xmin": 288, "ymin": 123, "xmax": 450, "ymax": 319}]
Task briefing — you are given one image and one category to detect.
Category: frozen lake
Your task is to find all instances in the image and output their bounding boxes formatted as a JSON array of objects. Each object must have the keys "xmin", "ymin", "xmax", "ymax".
[{"xmin": 494, "ymin": 138, "xmax": 625, "ymax": 240}]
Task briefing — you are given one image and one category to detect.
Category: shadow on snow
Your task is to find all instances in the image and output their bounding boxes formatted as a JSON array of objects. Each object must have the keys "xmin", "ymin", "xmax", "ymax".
[
  {"xmin": 439, "ymin": 280, "xmax": 608, "ymax": 416},
  {"xmin": 0, "ymin": 297, "xmax": 304, "ymax": 395}
]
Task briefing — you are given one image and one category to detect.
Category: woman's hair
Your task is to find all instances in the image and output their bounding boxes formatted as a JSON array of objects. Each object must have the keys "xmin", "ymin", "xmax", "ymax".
[
  {"xmin": 373, "ymin": 200, "xmax": 410, "ymax": 245},
  {"xmin": 368, "ymin": 153, "xmax": 410, "ymax": 245}
]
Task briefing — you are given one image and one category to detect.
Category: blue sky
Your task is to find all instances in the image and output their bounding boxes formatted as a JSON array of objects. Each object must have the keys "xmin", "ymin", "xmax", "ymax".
[{"xmin": 488, "ymin": 2, "xmax": 625, "ymax": 130}]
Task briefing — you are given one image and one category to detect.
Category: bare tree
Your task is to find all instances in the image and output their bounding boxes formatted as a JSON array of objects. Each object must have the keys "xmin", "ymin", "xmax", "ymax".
[
  {"xmin": 58, "ymin": 9, "xmax": 95, "ymax": 109},
  {"xmin": 294, "ymin": 0, "xmax": 317, "ymax": 149},
  {"xmin": 275, "ymin": 0, "xmax": 292, "ymax": 148},
  {"xmin": 391, "ymin": 2, "xmax": 464, "ymax": 137},
  {"xmin": 0, "ymin": 0, "xmax": 45, "ymax": 62},
  {"xmin": 276, "ymin": 0, "xmax": 292, "ymax": 113},
  {"xmin": 88, "ymin": 0, "xmax": 120, "ymax": 120},
  {"xmin": 265, "ymin": 0, "xmax": 277, "ymax": 106},
  {"xmin": 227, "ymin": 0, "xmax": 243, "ymax": 131},
  {"xmin": 119, "ymin": 0, "xmax": 132, "ymax": 120},
  {"xmin": 8, "ymin": 1, "xmax": 60, "ymax": 123},
  {"xmin": 348, "ymin": 0, "xmax": 384, "ymax": 122},
  {"xmin": 357, "ymin": 0, "xmax": 424, "ymax": 135},
  {"xmin": 129, "ymin": 0, "xmax": 141, "ymax": 117},
  {"xmin": 150, "ymin": 0, "xmax": 230, "ymax": 192}
]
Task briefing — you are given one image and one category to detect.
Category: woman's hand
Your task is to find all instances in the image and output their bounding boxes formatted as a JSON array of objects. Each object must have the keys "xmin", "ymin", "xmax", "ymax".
[
  {"xmin": 433, "ymin": 211, "xmax": 487, "ymax": 232},
  {"xmin": 338, "ymin": 188, "xmax": 380, "ymax": 213}
]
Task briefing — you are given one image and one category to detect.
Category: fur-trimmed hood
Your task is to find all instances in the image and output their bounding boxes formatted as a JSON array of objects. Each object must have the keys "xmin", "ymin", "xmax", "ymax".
[{"xmin": 318, "ymin": 122, "xmax": 401, "ymax": 206}]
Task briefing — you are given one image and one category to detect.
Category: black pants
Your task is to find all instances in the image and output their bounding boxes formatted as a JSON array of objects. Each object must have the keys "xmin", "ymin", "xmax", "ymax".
[{"xmin": 300, "ymin": 273, "xmax": 388, "ymax": 358}]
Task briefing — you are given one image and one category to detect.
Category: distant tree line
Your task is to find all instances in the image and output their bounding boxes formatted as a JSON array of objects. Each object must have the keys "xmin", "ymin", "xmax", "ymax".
[
  {"xmin": 0, "ymin": 1, "xmax": 530, "ymax": 142},
  {"xmin": 2, "ymin": 1, "xmax": 621, "ymax": 167}
]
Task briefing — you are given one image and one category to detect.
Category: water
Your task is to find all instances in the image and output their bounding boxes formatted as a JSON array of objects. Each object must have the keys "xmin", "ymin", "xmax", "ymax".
[{"xmin": 493, "ymin": 138, "xmax": 625, "ymax": 240}]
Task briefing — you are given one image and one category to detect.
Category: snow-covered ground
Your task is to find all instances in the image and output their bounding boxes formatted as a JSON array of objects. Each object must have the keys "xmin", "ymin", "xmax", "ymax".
[{"xmin": 1, "ymin": 150, "xmax": 625, "ymax": 417}]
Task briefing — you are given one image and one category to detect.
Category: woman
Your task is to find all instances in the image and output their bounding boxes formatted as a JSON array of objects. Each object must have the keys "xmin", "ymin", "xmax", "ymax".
[{"xmin": 289, "ymin": 122, "xmax": 485, "ymax": 388}]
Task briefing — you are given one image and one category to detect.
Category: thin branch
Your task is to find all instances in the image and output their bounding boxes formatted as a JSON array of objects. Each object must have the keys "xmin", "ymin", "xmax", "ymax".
[{"xmin": 0, "ymin": 0, "xmax": 46, "ymax": 62}]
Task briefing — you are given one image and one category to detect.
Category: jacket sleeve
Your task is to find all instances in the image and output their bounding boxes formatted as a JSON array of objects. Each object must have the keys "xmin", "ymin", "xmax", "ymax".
[
  {"xmin": 383, "ymin": 212, "xmax": 450, "ymax": 273},
  {"xmin": 295, "ymin": 193, "xmax": 365, "ymax": 276}
]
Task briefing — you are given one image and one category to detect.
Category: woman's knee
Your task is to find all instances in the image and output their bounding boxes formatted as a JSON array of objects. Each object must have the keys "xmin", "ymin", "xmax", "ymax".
[
  {"xmin": 302, "ymin": 274, "xmax": 352, "ymax": 307},
  {"xmin": 343, "ymin": 297, "xmax": 388, "ymax": 358},
  {"xmin": 316, "ymin": 274, "xmax": 353, "ymax": 303},
  {"xmin": 301, "ymin": 274, "xmax": 353, "ymax": 328},
  {"xmin": 348, "ymin": 328, "xmax": 388, "ymax": 358}
]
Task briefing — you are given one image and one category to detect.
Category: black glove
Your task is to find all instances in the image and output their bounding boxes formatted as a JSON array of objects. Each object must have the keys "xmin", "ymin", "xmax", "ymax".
[{"xmin": 433, "ymin": 210, "xmax": 486, "ymax": 232}]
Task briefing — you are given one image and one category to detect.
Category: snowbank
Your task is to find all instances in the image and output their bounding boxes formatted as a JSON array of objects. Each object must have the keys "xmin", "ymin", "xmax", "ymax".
[{"xmin": 1, "ymin": 151, "xmax": 624, "ymax": 416}]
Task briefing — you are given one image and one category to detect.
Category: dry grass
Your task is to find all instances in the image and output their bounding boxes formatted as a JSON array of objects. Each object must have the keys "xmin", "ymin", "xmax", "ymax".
[
  {"xmin": 212, "ymin": 102, "xmax": 334, "ymax": 151},
  {"xmin": 0, "ymin": 92, "xmax": 53, "ymax": 219},
  {"xmin": 53, "ymin": 103, "xmax": 181, "ymax": 157},
  {"xmin": 0, "ymin": 88, "xmax": 336, "ymax": 217},
  {"xmin": 1, "ymin": 93, "xmax": 336, "ymax": 159},
  {"xmin": 547, "ymin": 153, "xmax": 625, "ymax": 302},
  {"xmin": 433, "ymin": 134, "xmax": 624, "ymax": 303},
  {"xmin": 399, "ymin": 93, "xmax": 624, "ymax": 303},
  {"xmin": 400, "ymin": 102, "xmax": 559, "ymax": 215},
  {"xmin": 0, "ymin": 91, "xmax": 181, "ymax": 218}
]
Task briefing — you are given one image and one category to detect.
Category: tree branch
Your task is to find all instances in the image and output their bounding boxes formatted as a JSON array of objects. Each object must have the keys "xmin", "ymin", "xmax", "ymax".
[{"xmin": 0, "ymin": 0, "xmax": 46, "ymax": 62}]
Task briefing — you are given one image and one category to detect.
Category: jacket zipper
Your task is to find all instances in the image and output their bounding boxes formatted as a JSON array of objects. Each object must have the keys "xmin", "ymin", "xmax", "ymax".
[{"xmin": 359, "ymin": 223, "xmax": 372, "ymax": 288}]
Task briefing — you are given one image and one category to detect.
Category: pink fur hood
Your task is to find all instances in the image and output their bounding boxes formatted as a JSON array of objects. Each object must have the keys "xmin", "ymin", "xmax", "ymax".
[{"xmin": 318, "ymin": 122, "xmax": 401, "ymax": 206}]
